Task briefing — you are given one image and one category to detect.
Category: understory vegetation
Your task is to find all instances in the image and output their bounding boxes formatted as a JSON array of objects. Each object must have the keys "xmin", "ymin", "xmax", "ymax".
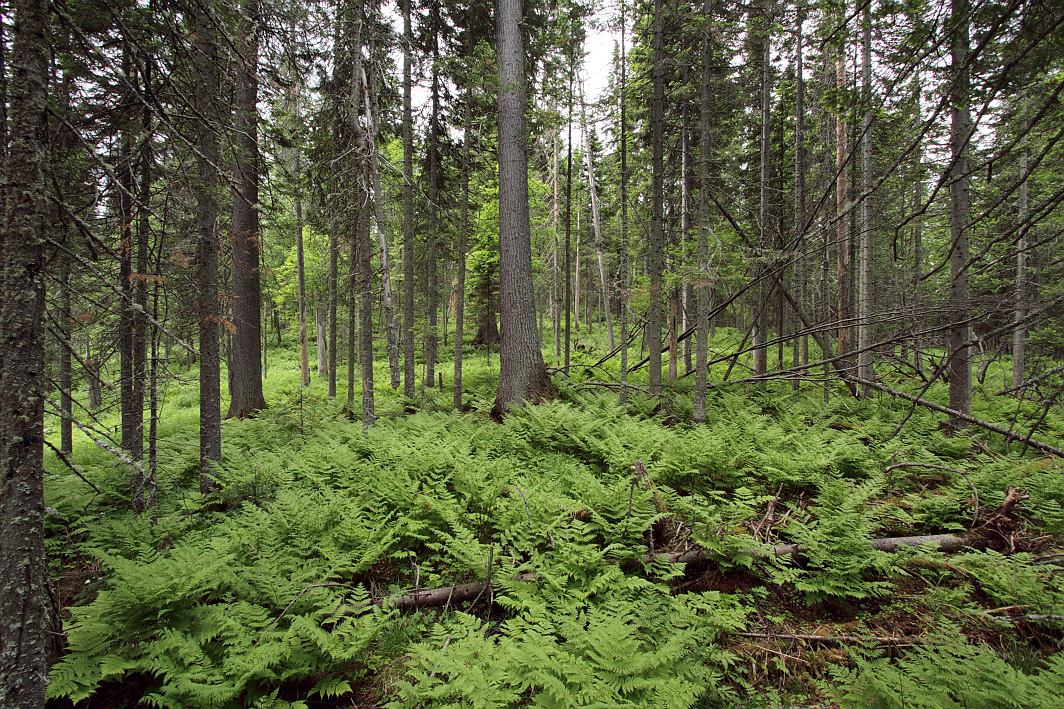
[{"xmin": 45, "ymin": 332, "xmax": 1064, "ymax": 708}]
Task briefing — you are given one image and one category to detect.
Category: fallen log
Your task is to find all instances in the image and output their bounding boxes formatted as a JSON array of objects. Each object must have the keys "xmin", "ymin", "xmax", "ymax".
[{"xmin": 326, "ymin": 533, "xmax": 985, "ymax": 618}]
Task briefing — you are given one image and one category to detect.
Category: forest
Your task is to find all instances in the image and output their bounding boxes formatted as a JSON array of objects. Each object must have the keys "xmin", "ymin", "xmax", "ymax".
[{"xmin": 1, "ymin": 0, "xmax": 1063, "ymax": 705}]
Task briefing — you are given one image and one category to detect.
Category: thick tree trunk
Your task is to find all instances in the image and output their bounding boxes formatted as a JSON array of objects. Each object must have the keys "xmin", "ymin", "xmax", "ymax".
[
  {"xmin": 228, "ymin": 0, "xmax": 266, "ymax": 419},
  {"xmin": 195, "ymin": 0, "xmax": 222, "ymax": 493},
  {"xmin": 857, "ymin": 4, "xmax": 874, "ymax": 396},
  {"xmin": 949, "ymin": 0, "xmax": 972, "ymax": 424},
  {"xmin": 0, "ymin": 0, "xmax": 52, "ymax": 700},
  {"xmin": 648, "ymin": 0, "xmax": 665, "ymax": 395},
  {"xmin": 402, "ymin": 0, "xmax": 416, "ymax": 399},
  {"xmin": 491, "ymin": 0, "xmax": 554, "ymax": 417}
]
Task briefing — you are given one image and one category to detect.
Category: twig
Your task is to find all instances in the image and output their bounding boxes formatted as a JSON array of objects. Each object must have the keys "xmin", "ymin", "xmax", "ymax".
[
  {"xmin": 734, "ymin": 631, "xmax": 922, "ymax": 646},
  {"xmin": 44, "ymin": 440, "xmax": 104, "ymax": 494}
]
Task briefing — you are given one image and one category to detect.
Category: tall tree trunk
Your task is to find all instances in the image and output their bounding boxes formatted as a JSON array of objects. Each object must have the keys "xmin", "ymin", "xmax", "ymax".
[
  {"xmin": 948, "ymin": 0, "xmax": 972, "ymax": 423},
  {"xmin": 425, "ymin": 66, "xmax": 440, "ymax": 388},
  {"xmin": 0, "ymin": 0, "xmax": 52, "ymax": 700},
  {"xmin": 358, "ymin": 180, "xmax": 375, "ymax": 426},
  {"xmin": 794, "ymin": 3, "xmax": 807, "ymax": 389},
  {"xmin": 119, "ymin": 51, "xmax": 137, "ymax": 470},
  {"xmin": 911, "ymin": 70, "xmax": 924, "ymax": 376},
  {"xmin": 694, "ymin": 0, "xmax": 713, "ymax": 423},
  {"xmin": 402, "ymin": 0, "xmax": 416, "ymax": 399},
  {"xmin": 564, "ymin": 77, "xmax": 572, "ymax": 371},
  {"xmin": 295, "ymin": 148, "xmax": 309, "ymax": 388},
  {"xmin": 618, "ymin": 0, "xmax": 630, "ymax": 409},
  {"xmin": 752, "ymin": 3, "xmax": 771, "ymax": 380},
  {"xmin": 195, "ymin": 0, "xmax": 222, "ymax": 493},
  {"xmin": 362, "ymin": 61, "xmax": 400, "ymax": 389},
  {"xmin": 648, "ymin": 0, "xmax": 665, "ymax": 395},
  {"xmin": 836, "ymin": 6, "xmax": 853, "ymax": 369},
  {"xmin": 492, "ymin": 0, "xmax": 554, "ymax": 417},
  {"xmin": 1013, "ymin": 130, "xmax": 1028, "ymax": 390},
  {"xmin": 680, "ymin": 107, "xmax": 691, "ymax": 375},
  {"xmin": 455, "ymin": 83, "xmax": 471, "ymax": 411},
  {"xmin": 131, "ymin": 75, "xmax": 151, "ymax": 509},
  {"xmin": 552, "ymin": 122, "xmax": 561, "ymax": 359},
  {"xmin": 857, "ymin": 1, "xmax": 874, "ymax": 396},
  {"xmin": 228, "ymin": 0, "xmax": 266, "ymax": 418}
]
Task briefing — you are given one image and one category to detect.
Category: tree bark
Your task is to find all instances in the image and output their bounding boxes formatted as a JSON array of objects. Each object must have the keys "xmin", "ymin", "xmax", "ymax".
[
  {"xmin": 648, "ymin": 0, "xmax": 665, "ymax": 395},
  {"xmin": 857, "ymin": 2, "xmax": 874, "ymax": 396},
  {"xmin": 491, "ymin": 0, "xmax": 554, "ymax": 417},
  {"xmin": 195, "ymin": 0, "xmax": 222, "ymax": 493},
  {"xmin": 0, "ymin": 0, "xmax": 52, "ymax": 700},
  {"xmin": 1013, "ymin": 130, "xmax": 1028, "ymax": 391},
  {"xmin": 362, "ymin": 62, "xmax": 400, "ymax": 390},
  {"xmin": 836, "ymin": 10, "xmax": 853, "ymax": 370},
  {"xmin": 949, "ymin": 0, "xmax": 972, "ymax": 424},
  {"xmin": 619, "ymin": 0, "xmax": 630, "ymax": 410},
  {"xmin": 455, "ymin": 83, "xmax": 471, "ymax": 411},
  {"xmin": 358, "ymin": 182, "xmax": 375, "ymax": 426},
  {"xmin": 695, "ymin": 0, "xmax": 713, "ymax": 423},
  {"xmin": 228, "ymin": 0, "xmax": 266, "ymax": 418},
  {"xmin": 402, "ymin": 0, "xmax": 416, "ymax": 400}
]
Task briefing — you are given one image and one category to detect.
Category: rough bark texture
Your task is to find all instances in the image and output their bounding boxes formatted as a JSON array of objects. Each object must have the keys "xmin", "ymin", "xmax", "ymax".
[
  {"xmin": 0, "ymin": 0, "xmax": 52, "ymax": 702},
  {"xmin": 648, "ymin": 0, "xmax": 665, "ymax": 395},
  {"xmin": 358, "ymin": 188, "xmax": 375, "ymax": 427},
  {"xmin": 228, "ymin": 0, "xmax": 267, "ymax": 418},
  {"xmin": 195, "ymin": 0, "xmax": 222, "ymax": 493},
  {"xmin": 695, "ymin": 0, "xmax": 713, "ymax": 423},
  {"xmin": 402, "ymin": 0, "xmax": 416, "ymax": 400},
  {"xmin": 619, "ymin": 0, "xmax": 629, "ymax": 410},
  {"xmin": 857, "ymin": 3, "xmax": 874, "ymax": 396},
  {"xmin": 491, "ymin": 0, "xmax": 554, "ymax": 418},
  {"xmin": 835, "ymin": 13, "xmax": 853, "ymax": 369},
  {"xmin": 949, "ymin": 0, "xmax": 972, "ymax": 424},
  {"xmin": 1013, "ymin": 132, "xmax": 1027, "ymax": 390},
  {"xmin": 752, "ymin": 4, "xmax": 771, "ymax": 380}
]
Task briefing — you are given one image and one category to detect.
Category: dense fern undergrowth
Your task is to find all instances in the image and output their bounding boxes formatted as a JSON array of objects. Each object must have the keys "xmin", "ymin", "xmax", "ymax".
[{"xmin": 43, "ymin": 330, "xmax": 1064, "ymax": 707}]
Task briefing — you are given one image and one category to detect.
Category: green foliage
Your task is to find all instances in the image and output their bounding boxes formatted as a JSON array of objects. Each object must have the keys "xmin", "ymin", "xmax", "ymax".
[{"xmin": 832, "ymin": 638, "xmax": 1064, "ymax": 708}]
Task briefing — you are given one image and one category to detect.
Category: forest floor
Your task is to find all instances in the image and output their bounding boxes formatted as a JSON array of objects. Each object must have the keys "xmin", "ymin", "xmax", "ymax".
[{"xmin": 43, "ymin": 329, "xmax": 1064, "ymax": 708}]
